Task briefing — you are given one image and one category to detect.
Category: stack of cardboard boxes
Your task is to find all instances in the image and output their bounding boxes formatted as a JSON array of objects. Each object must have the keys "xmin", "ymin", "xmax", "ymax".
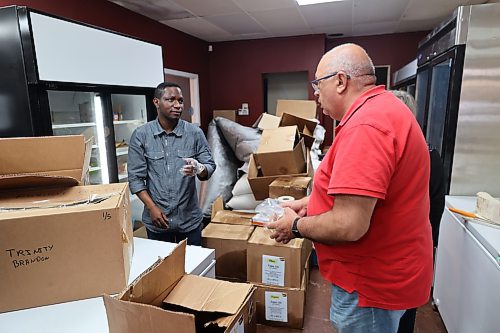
[
  {"xmin": 248, "ymin": 99, "xmax": 316, "ymax": 200},
  {"xmin": 0, "ymin": 135, "xmax": 133, "ymax": 313},
  {"xmin": 202, "ymin": 197, "xmax": 312, "ymax": 329},
  {"xmin": 202, "ymin": 99, "xmax": 317, "ymax": 329}
]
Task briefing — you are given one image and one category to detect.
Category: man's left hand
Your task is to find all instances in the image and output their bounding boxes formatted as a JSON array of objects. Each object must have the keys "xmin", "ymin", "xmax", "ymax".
[{"xmin": 267, "ymin": 207, "xmax": 298, "ymax": 244}]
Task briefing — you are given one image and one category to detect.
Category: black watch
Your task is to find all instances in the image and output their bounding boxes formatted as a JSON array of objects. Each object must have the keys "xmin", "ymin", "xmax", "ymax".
[{"xmin": 291, "ymin": 217, "xmax": 303, "ymax": 238}]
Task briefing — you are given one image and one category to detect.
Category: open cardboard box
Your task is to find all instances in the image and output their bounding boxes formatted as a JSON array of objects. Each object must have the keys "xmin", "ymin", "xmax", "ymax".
[
  {"xmin": 248, "ymin": 151, "xmax": 313, "ymax": 201},
  {"xmin": 211, "ymin": 196, "xmax": 255, "ymax": 226},
  {"xmin": 0, "ymin": 135, "xmax": 133, "ymax": 313},
  {"xmin": 204, "ymin": 196, "xmax": 255, "ymax": 281},
  {"xmin": 104, "ymin": 240, "xmax": 256, "ymax": 333},
  {"xmin": 257, "ymin": 100, "xmax": 318, "ymax": 148},
  {"xmin": 255, "ymin": 126, "xmax": 306, "ymax": 177}
]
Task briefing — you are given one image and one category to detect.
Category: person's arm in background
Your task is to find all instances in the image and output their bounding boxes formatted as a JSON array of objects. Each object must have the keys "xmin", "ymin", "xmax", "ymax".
[{"xmin": 128, "ymin": 130, "xmax": 168, "ymax": 229}]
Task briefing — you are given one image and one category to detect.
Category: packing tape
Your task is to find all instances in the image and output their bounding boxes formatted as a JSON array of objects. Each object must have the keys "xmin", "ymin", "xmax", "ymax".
[{"xmin": 277, "ymin": 195, "xmax": 295, "ymax": 203}]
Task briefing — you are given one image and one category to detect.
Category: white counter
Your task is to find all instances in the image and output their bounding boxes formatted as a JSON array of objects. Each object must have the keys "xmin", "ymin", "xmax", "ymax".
[{"xmin": 0, "ymin": 237, "xmax": 215, "ymax": 333}]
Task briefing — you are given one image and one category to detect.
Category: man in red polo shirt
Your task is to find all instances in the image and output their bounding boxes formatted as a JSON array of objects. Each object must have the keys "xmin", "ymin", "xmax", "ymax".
[{"xmin": 268, "ymin": 43, "xmax": 433, "ymax": 333}]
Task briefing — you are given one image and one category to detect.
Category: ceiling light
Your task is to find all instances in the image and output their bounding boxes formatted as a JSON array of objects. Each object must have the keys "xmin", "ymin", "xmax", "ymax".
[{"xmin": 296, "ymin": 0, "xmax": 345, "ymax": 5}]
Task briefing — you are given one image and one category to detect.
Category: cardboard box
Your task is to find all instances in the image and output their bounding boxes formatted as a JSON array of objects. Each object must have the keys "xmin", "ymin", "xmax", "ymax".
[
  {"xmin": 257, "ymin": 100, "xmax": 318, "ymax": 148},
  {"xmin": 211, "ymin": 196, "xmax": 254, "ymax": 226},
  {"xmin": 0, "ymin": 136, "xmax": 133, "ymax": 313},
  {"xmin": 247, "ymin": 227, "xmax": 312, "ymax": 289},
  {"xmin": 280, "ymin": 113, "xmax": 317, "ymax": 148},
  {"xmin": 0, "ymin": 135, "xmax": 91, "ymax": 189},
  {"xmin": 256, "ymin": 113, "xmax": 281, "ymax": 130},
  {"xmin": 269, "ymin": 176, "xmax": 312, "ymax": 200},
  {"xmin": 255, "ymin": 126, "xmax": 306, "ymax": 177},
  {"xmin": 248, "ymin": 151, "xmax": 314, "ymax": 200},
  {"xmin": 104, "ymin": 241, "xmax": 256, "ymax": 333},
  {"xmin": 213, "ymin": 109, "xmax": 237, "ymax": 122},
  {"xmin": 254, "ymin": 260, "xmax": 309, "ymax": 329},
  {"xmin": 202, "ymin": 223, "xmax": 255, "ymax": 281},
  {"xmin": 275, "ymin": 99, "xmax": 316, "ymax": 119}
]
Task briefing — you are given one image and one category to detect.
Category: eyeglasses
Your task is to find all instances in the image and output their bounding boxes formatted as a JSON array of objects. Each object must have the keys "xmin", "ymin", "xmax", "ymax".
[{"xmin": 311, "ymin": 72, "xmax": 351, "ymax": 92}]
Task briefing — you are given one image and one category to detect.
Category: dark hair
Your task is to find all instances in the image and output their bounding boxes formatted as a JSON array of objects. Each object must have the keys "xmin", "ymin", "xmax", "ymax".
[{"xmin": 154, "ymin": 82, "xmax": 181, "ymax": 99}]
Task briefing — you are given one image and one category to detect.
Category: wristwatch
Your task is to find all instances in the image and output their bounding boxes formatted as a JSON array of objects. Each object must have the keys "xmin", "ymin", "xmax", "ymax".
[{"xmin": 291, "ymin": 217, "xmax": 303, "ymax": 238}]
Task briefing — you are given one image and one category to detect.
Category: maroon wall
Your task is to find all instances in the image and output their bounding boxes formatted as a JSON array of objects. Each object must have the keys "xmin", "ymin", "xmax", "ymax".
[
  {"xmin": 209, "ymin": 35, "xmax": 325, "ymax": 128},
  {"xmin": 0, "ymin": 0, "xmax": 211, "ymax": 128},
  {"xmin": 2, "ymin": 1, "xmax": 429, "ymax": 144},
  {"xmin": 327, "ymin": 31, "xmax": 428, "ymax": 77}
]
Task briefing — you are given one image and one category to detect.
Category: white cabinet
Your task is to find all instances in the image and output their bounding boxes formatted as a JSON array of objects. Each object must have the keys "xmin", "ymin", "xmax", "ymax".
[{"xmin": 433, "ymin": 196, "xmax": 500, "ymax": 333}]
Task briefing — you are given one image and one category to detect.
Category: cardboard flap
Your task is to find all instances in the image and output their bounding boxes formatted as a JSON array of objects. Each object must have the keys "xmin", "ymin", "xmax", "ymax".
[
  {"xmin": 0, "ymin": 135, "xmax": 87, "ymax": 189},
  {"xmin": 119, "ymin": 240, "xmax": 186, "ymax": 307},
  {"xmin": 249, "ymin": 226, "xmax": 304, "ymax": 248},
  {"xmin": 276, "ymin": 99, "xmax": 317, "ymax": 119},
  {"xmin": 270, "ymin": 177, "xmax": 312, "ymax": 189},
  {"xmin": 211, "ymin": 196, "xmax": 224, "ymax": 221},
  {"xmin": 257, "ymin": 126, "xmax": 299, "ymax": 154},
  {"xmin": 212, "ymin": 210, "xmax": 254, "ymax": 225},
  {"xmin": 164, "ymin": 274, "xmax": 253, "ymax": 314},
  {"xmin": 203, "ymin": 223, "xmax": 255, "ymax": 240},
  {"xmin": 257, "ymin": 113, "xmax": 281, "ymax": 130},
  {"xmin": 0, "ymin": 174, "xmax": 79, "ymax": 190},
  {"xmin": 104, "ymin": 295, "xmax": 196, "ymax": 333}
]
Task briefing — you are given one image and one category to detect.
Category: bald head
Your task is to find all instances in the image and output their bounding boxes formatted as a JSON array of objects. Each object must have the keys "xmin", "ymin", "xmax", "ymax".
[{"xmin": 320, "ymin": 43, "xmax": 376, "ymax": 87}]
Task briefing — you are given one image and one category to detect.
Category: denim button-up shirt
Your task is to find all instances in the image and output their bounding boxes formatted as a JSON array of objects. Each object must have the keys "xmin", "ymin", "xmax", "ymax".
[{"xmin": 128, "ymin": 119, "xmax": 215, "ymax": 233}]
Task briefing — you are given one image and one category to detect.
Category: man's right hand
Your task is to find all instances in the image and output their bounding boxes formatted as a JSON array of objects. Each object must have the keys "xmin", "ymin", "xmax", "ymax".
[
  {"xmin": 149, "ymin": 205, "xmax": 169, "ymax": 229},
  {"xmin": 281, "ymin": 196, "xmax": 309, "ymax": 217}
]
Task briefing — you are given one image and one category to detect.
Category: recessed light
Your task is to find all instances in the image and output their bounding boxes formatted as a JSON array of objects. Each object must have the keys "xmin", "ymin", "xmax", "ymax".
[{"xmin": 296, "ymin": 0, "xmax": 346, "ymax": 5}]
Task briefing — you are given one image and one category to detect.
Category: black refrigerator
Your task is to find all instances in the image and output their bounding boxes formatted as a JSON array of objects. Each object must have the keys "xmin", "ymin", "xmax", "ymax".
[
  {"xmin": 414, "ymin": 3, "xmax": 500, "ymax": 197},
  {"xmin": 0, "ymin": 5, "xmax": 163, "ymax": 185}
]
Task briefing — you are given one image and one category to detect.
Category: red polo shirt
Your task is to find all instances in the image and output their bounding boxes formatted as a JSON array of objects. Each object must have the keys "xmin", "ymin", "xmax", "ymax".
[{"xmin": 310, "ymin": 86, "xmax": 433, "ymax": 310}]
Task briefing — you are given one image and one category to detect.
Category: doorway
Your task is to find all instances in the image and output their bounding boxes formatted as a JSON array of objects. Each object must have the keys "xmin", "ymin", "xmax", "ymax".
[{"xmin": 263, "ymin": 71, "xmax": 309, "ymax": 115}]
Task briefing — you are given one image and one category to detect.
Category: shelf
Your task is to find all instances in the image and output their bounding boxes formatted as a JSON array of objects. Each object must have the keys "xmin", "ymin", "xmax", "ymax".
[
  {"xmin": 89, "ymin": 166, "xmax": 101, "ymax": 172},
  {"xmin": 113, "ymin": 120, "xmax": 143, "ymax": 125},
  {"xmin": 52, "ymin": 122, "xmax": 96, "ymax": 129},
  {"xmin": 92, "ymin": 144, "xmax": 98, "ymax": 149},
  {"xmin": 118, "ymin": 173, "xmax": 128, "ymax": 180},
  {"xmin": 116, "ymin": 147, "xmax": 128, "ymax": 156}
]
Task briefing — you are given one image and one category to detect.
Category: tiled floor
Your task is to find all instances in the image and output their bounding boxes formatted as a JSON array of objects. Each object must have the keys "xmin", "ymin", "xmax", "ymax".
[{"xmin": 257, "ymin": 267, "xmax": 447, "ymax": 333}]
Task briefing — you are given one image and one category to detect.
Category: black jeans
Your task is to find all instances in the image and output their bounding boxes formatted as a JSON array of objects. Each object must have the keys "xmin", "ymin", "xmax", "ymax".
[{"xmin": 146, "ymin": 223, "xmax": 202, "ymax": 246}]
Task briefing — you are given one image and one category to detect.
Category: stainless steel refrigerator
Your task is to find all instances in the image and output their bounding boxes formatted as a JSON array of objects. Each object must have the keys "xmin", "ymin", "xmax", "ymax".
[
  {"xmin": 0, "ymin": 5, "xmax": 163, "ymax": 185},
  {"xmin": 415, "ymin": 3, "xmax": 500, "ymax": 197}
]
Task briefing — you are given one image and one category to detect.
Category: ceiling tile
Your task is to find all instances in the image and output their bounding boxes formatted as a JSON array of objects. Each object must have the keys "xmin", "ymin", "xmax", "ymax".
[
  {"xmin": 352, "ymin": 20, "xmax": 399, "ymax": 36},
  {"xmin": 353, "ymin": 0, "xmax": 410, "ymax": 23},
  {"xmin": 171, "ymin": 0, "xmax": 242, "ymax": 16},
  {"xmin": 111, "ymin": 0, "xmax": 194, "ymax": 20},
  {"xmin": 299, "ymin": 0, "xmax": 353, "ymax": 27},
  {"xmin": 163, "ymin": 17, "xmax": 232, "ymax": 40},
  {"xmin": 250, "ymin": 8, "xmax": 309, "ymax": 34},
  {"xmin": 232, "ymin": 0, "xmax": 297, "ymax": 12},
  {"xmin": 204, "ymin": 13, "xmax": 267, "ymax": 34}
]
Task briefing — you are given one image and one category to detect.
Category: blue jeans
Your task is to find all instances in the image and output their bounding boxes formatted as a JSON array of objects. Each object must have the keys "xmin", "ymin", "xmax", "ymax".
[
  {"xmin": 330, "ymin": 284, "xmax": 405, "ymax": 333},
  {"xmin": 146, "ymin": 223, "xmax": 202, "ymax": 246}
]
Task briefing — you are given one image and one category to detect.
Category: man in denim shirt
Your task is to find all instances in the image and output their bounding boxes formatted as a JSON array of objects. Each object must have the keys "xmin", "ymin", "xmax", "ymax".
[{"xmin": 128, "ymin": 82, "xmax": 215, "ymax": 245}]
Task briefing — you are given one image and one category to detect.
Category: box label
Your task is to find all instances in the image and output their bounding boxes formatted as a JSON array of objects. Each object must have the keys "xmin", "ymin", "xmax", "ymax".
[
  {"xmin": 262, "ymin": 255, "xmax": 285, "ymax": 286},
  {"xmin": 265, "ymin": 291, "xmax": 288, "ymax": 322},
  {"xmin": 230, "ymin": 314, "xmax": 244, "ymax": 333},
  {"xmin": 4, "ymin": 244, "xmax": 54, "ymax": 269}
]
